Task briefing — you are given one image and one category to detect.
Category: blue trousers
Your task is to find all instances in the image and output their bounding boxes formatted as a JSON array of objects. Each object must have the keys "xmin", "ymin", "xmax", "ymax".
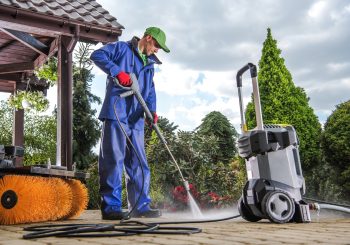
[{"xmin": 99, "ymin": 119, "xmax": 151, "ymax": 213}]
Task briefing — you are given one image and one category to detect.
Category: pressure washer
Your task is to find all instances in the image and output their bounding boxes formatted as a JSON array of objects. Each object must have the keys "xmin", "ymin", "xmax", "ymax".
[
  {"xmin": 236, "ymin": 63, "xmax": 311, "ymax": 223},
  {"xmin": 20, "ymin": 63, "xmax": 350, "ymax": 239}
]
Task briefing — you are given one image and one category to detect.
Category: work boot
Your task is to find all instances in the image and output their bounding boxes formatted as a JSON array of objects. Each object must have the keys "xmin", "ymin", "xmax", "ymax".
[
  {"xmin": 100, "ymin": 201, "xmax": 129, "ymax": 220},
  {"xmin": 101, "ymin": 210, "xmax": 129, "ymax": 220},
  {"xmin": 131, "ymin": 208, "xmax": 162, "ymax": 218}
]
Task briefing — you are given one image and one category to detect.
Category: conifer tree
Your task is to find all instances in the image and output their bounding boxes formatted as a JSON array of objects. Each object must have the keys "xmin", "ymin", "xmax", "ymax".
[
  {"xmin": 196, "ymin": 111, "xmax": 238, "ymax": 164},
  {"xmin": 72, "ymin": 43, "xmax": 101, "ymax": 170},
  {"xmin": 321, "ymin": 100, "xmax": 350, "ymax": 199},
  {"xmin": 245, "ymin": 28, "xmax": 322, "ymax": 171}
]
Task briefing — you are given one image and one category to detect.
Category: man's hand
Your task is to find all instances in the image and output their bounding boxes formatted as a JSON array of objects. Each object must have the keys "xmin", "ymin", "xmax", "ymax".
[
  {"xmin": 146, "ymin": 112, "xmax": 158, "ymax": 128},
  {"xmin": 116, "ymin": 71, "xmax": 132, "ymax": 87},
  {"xmin": 152, "ymin": 112, "xmax": 158, "ymax": 124}
]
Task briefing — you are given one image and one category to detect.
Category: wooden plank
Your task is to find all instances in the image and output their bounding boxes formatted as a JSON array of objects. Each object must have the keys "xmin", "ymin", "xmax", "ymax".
[
  {"xmin": 0, "ymin": 57, "xmax": 33, "ymax": 64},
  {"xmin": 0, "ymin": 81, "xmax": 15, "ymax": 93},
  {"xmin": 34, "ymin": 37, "xmax": 59, "ymax": 68},
  {"xmin": 0, "ymin": 87, "xmax": 14, "ymax": 93},
  {"xmin": 0, "ymin": 62, "xmax": 34, "ymax": 74},
  {"xmin": 0, "ymin": 51, "xmax": 34, "ymax": 60},
  {"xmin": 0, "ymin": 73, "xmax": 21, "ymax": 82},
  {"xmin": 0, "ymin": 39, "xmax": 16, "ymax": 52},
  {"xmin": 0, "ymin": 28, "xmax": 49, "ymax": 56},
  {"xmin": 0, "ymin": 43, "xmax": 38, "ymax": 56}
]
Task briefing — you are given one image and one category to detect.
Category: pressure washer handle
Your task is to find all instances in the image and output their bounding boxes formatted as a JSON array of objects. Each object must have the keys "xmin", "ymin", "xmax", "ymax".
[
  {"xmin": 236, "ymin": 63, "xmax": 257, "ymax": 87},
  {"xmin": 236, "ymin": 63, "xmax": 263, "ymax": 131}
]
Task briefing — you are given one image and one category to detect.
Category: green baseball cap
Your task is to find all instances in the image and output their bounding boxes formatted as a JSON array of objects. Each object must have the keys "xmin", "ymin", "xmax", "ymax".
[{"xmin": 145, "ymin": 27, "xmax": 170, "ymax": 53}]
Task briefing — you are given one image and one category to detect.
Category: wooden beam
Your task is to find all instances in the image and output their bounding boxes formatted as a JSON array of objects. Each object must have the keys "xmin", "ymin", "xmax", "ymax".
[
  {"xmin": 0, "ymin": 39, "xmax": 16, "ymax": 52},
  {"xmin": 0, "ymin": 80, "xmax": 15, "ymax": 93},
  {"xmin": 0, "ymin": 62, "xmax": 34, "ymax": 74},
  {"xmin": 0, "ymin": 73, "xmax": 22, "ymax": 82},
  {"xmin": 0, "ymin": 6, "xmax": 122, "ymax": 43},
  {"xmin": 0, "ymin": 28, "xmax": 49, "ymax": 56},
  {"xmin": 33, "ymin": 37, "xmax": 59, "ymax": 68}
]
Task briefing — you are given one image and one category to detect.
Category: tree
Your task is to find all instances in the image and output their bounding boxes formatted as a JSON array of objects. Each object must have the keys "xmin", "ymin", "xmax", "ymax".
[
  {"xmin": 35, "ymin": 43, "xmax": 101, "ymax": 170},
  {"xmin": 321, "ymin": 100, "xmax": 350, "ymax": 199},
  {"xmin": 0, "ymin": 100, "xmax": 56, "ymax": 165},
  {"xmin": 245, "ymin": 28, "xmax": 322, "ymax": 171},
  {"xmin": 195, "ymin": 111, "xmax": 238, "ymax": 164},
  {"xmin": 73, "ymin": 43, "xmax": 101, "ymax": 170},
  {"xmin": 0, "ymin": 101, "xmax": 12, "ymax": 145},
  {"xmin": 23, "ymin": 113, "xmax": 56, "ymax": 165},
  {"xmin": 145, "ymin": 112, "xmax": 241, "ymax": 206}
]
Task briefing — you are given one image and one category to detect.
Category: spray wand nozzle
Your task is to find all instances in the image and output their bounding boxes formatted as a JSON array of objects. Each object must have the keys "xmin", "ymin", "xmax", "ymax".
[{"xmin": 183, "ymin": 180, "xmax": 190, "ymax": 192}]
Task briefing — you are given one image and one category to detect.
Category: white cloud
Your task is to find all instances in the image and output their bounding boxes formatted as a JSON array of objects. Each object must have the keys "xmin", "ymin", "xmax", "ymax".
[
  {"xmin": 308, "ymin": 1, "xmax": 328, "ymax": 19},
  {"xmin": 90, "ymin": 0, "xmax": 350, "ymax": 131},
  {"xmin": 155, "ymin": 63, "xmax": 199, "ymax": 96},
  {"xmin": 327, "ymin": 62, "xmax": 350, "ymax": 72}
]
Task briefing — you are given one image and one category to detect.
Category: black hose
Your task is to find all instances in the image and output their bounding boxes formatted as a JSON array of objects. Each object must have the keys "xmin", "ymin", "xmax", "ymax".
[
  {"xmin": 303, "ymin": 197, "xmax": 350, "ymax": 209},
  {"xmin": 23, "ymin": 221, "xmax": 203, "ymax": 239},
  {"xmin": 112, "ymin": 96, "xmax": 144, "ymax": 220}
]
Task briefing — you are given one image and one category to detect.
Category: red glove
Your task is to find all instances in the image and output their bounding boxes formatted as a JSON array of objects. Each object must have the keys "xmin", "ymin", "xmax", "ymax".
[
  {"xmin": 146, "ymin": 112, "xmax": 158, "ymax": 128},
  {"xmin": 152, "ymin": 112, "xmax": 158, "ymax": 124},
  {"xmin": 116, "ymin": 71, "xmax": 132, "ymax": 87}
]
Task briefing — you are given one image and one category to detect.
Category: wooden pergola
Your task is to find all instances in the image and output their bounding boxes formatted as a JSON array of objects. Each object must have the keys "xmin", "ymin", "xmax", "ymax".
[{"xmin": 0, "ymin": 1, "xmax": 123, "ymax": 169}]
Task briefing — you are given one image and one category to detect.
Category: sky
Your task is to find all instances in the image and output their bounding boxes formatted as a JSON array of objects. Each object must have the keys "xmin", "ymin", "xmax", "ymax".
[{"xmin": 1, "ymin": 0, "xmax": 350, "ymax": 133}]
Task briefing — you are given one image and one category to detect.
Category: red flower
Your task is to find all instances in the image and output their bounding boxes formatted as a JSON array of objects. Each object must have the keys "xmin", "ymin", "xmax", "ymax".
[{"xmin": 208, "ymin": 192, "xmax": 220, "ymax": 202}]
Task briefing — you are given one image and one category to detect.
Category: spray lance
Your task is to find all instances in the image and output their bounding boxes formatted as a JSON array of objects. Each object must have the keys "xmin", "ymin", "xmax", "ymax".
[{"xmin": 114, "ymin": 73, "xmax": 190, "ymax": 193}]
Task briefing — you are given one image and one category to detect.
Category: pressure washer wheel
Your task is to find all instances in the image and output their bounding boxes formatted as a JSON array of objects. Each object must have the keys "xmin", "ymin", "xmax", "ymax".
[
  {"xmin": 262, "ymin": 190, "xmax": 295, "ymax": 223},
  {"xmin": 238, "ymin": 197, "xmax": 261, "ymax": 222}
]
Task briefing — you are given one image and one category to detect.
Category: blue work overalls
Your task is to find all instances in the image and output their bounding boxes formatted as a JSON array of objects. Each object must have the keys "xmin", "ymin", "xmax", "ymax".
[{"xmin": 90, "ymin": 37, "xmax": 160, "ymax": 213}]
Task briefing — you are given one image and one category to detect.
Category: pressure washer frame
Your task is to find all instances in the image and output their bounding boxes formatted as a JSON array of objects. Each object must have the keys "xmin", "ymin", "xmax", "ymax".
[{"xmin": 236, "ymin": 63, "xmax": 311, "ymax": 223}]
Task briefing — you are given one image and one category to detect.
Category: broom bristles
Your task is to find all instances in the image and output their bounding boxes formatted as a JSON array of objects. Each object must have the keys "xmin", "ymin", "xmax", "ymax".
[
  {"xmin": 64, "ymin": 179, "xmax": 89, "ymax": 219},
  {"xmin": 0, "ymin": 175, "xmax": 59, "ymax": 225},
  {"xmin": 0, "ymin": 175, "xmax": 88, "ymax": 225}
]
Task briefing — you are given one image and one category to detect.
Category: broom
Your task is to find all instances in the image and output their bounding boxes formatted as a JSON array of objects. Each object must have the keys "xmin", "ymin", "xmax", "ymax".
[
  {"xmin": 63, "ymin": 178, "xmax": 88, "ymax": 219},
  {"xmin": 0, "ymin": 175, "xmax": 88, "ymax": 225}
]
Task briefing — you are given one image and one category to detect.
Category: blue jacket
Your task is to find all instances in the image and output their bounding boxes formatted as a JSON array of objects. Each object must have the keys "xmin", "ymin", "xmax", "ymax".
[{"xmin": 90, "ymin": 37, "xmax": 160, "ymax": 130}]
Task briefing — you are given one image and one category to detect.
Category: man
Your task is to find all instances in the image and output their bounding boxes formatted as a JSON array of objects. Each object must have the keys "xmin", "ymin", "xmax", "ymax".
[{"xmin": 90, "ymin": 27, "xmax": 170, "ymax": 220}]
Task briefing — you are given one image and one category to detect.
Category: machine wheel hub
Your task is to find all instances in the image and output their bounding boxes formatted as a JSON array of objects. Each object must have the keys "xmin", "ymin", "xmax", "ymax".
[{"xmin": 1, "ymin": 190, "xmax": 18, "ymax": 209}]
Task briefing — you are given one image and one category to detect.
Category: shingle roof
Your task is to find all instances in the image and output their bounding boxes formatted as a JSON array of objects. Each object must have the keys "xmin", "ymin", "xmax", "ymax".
[{"xmin": 0, "ymin": 0, "xmax": 124, "ymax": 30}]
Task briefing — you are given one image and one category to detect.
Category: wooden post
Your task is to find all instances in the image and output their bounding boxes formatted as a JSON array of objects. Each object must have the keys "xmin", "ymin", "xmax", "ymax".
[
  {"xmin": 57, "ymin": 35, "xmax": 73, "ymax": 170},
  {"xmin": 12, "ymin": 108, "xmax": 24, "ymax": 167},
  {"xmin": 12, "ymin": 82, "xmax": 25, "ymax": 167}
]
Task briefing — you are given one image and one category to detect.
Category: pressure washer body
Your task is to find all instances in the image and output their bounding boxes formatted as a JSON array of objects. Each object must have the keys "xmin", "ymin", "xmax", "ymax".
[{"xmin": 236, "ymin": 63, "xmax": 311, "ymax": 223}]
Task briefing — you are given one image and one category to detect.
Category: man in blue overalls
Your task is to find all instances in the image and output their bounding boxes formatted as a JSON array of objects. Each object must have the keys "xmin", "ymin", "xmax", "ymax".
[{"xmin": 90, "ymin": 27, "xmax": 170, "ymax": 220}]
